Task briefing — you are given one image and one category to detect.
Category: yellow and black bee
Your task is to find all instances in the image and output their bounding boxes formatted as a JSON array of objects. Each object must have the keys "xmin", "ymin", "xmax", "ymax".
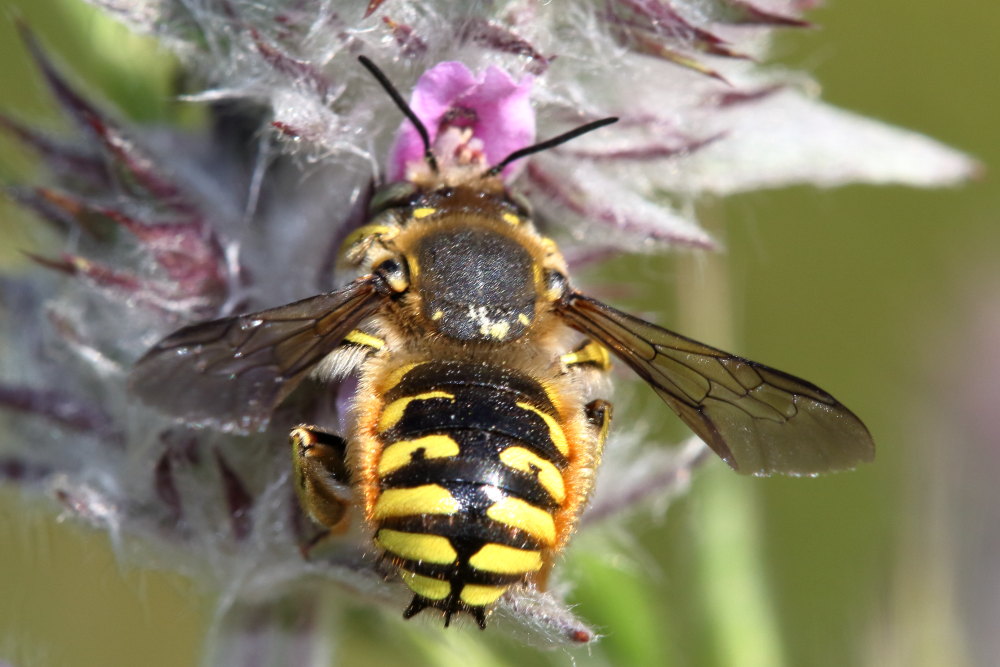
[{"xmin": 131, "ymin": 57, "xmax": 874, "ymax": 628}]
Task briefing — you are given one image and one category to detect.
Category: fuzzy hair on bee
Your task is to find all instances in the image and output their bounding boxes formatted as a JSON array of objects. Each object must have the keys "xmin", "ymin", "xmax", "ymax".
[{"xmin": 130, "ymin": 57, "xmax": 874, "ymax": 629}]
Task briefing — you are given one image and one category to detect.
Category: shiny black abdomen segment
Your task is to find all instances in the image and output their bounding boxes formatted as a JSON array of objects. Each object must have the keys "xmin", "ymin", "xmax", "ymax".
[{"xmin": 385, "ymin": 360, "xmax": 556, "ymax": 413}]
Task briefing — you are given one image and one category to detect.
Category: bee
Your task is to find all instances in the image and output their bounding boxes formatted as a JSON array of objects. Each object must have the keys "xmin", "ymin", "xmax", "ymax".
[{"xmin": 130, "ymin": 56, "xmax": 874, "ymax": 629}]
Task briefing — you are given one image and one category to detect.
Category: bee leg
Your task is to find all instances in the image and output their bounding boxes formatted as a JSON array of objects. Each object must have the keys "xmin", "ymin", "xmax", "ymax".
[
  {"xmin": 562, "ymin": 340, "xmax": 613, "ymax": 454},
  {"xmin": 560, "ymin": 339, "xmax": 611, "ymax": 371},
  {"xmin": 562, "ymin": 340, "xmax": 613, "ymax": 447},
  {"xmin": 529, "ymin": 556, "xmax": 557, "ymax": 592},
  {"xmin": 584, "ymin": 398, "xmax": 613, "ymax": 459},
  {"xmin": 341, "ymin": 329, "xmax": 386, "ymax": 352},
  {"xmin": 312, "ymin": 329, "xmax": 385, "ymax": 382},
  {"xmin": 290, "ymin": 426, "xmax": 354, "ymax": 555}
]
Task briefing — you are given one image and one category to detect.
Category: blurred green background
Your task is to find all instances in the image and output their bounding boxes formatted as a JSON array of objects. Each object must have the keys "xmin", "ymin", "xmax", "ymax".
[{"xmin": 1, "ymin": 1, "xmax": 997, "ymax": 666}]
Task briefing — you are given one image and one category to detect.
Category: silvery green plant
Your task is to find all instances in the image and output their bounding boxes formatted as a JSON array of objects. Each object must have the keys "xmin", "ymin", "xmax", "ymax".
[{"xmin": 0, "ymin": 0, "xmax": 975, "ymax": 658}]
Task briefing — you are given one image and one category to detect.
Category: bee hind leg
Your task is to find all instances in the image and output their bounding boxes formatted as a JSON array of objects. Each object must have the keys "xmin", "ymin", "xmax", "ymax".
[
  {"xmin": 584, "ymin": 399, "xmax": 613, "ymax": 456},
  {"xmin": 528, "ymin": 555, "xmax": 556, "ymax": 592},
  {"xmin": 560, "ymin": 339, "xmax": 611, "ymax": 372},
  {"xmin": 290, "ymin": 426, "xmax": 354, "ymax": 555}
]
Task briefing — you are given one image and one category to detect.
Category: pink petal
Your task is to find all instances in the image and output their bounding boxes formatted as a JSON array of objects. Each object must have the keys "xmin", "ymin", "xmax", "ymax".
[
  {"xmin": 388, "ymin": 61, "xmax": 535, "ymax": 181},
  {"xmin": 461, "ymin": 66, "xmax": 535, "ymax": 168}
]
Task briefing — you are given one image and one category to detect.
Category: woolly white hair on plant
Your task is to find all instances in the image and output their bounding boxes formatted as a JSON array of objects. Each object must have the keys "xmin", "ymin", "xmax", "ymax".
[{"xmin": 0, "ymin": 0, "xmax": 976, "ymax": 658}]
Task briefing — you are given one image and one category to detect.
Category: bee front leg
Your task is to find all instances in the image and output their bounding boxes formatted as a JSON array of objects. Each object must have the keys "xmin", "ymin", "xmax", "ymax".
[{"xmin": 290, "ymin": 426, "xmax": 354, "ymax": 554}]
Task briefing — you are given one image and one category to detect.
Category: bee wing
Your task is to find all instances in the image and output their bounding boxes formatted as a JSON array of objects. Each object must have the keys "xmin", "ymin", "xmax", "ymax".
[
  {"xmin": 558, "ymin": 292, "xmax": 874, "ymax": 476},
  {"xmin": 130, "ymin": 276, "xmax": 381, "ymax": 433}
]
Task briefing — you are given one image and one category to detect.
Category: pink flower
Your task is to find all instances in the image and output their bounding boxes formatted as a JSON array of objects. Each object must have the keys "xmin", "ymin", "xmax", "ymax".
[{"xmin": 388, "ymin": 61, "xmax": 535, "ymax": 182}]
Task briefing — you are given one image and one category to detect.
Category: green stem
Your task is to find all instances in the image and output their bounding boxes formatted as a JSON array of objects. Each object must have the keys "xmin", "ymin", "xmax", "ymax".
[{"xmin": 676, "ymin": 213, "xmax": 786, "ymax": 667}]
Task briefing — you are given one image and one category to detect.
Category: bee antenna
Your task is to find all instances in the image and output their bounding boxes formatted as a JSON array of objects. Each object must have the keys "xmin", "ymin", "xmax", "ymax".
[
  {"xmin": 484, "ymin": 116, "xmax": 619, "ymax": 178},
  {"xmin": 358, "ymin": 55, "xmax": 439, "ymax": 174}
]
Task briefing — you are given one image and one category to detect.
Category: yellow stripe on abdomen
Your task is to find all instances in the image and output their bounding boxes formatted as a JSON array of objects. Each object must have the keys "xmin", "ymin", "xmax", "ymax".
[
  {"xmin": 515, "ymin": 401, "xmax": 569, "ymax": 457},
  {"xmin": 376, "ymin": 529, "xmax": 458, "ymax": 565},
  {"xmin": 378, "ymin": 435, "xmax": 460, "ymax": 475},
  {"xmin": 469, "ymin": 543, "xmax": 543, "ymax": 575},
  {"xmin": 460, "ymin": 584, "xmax": 507, "ymax": 607},
  {"xmin": 486, "ymin": 497, "xmax": 556, "ymax": 545},
  {"xmin": 373, "ymin": 485, "xmax": 459, "ymax": 518},
  {"xmin": 377, "ymin": 391, "xmax": 454, "ymax": 433},
  {"xmin": 400, "ymin": 570, "xmax": 450, "ymax": 601},
  {"xmin": 498, "ymin": 446, "xmax": 566, "ymax": 504}
]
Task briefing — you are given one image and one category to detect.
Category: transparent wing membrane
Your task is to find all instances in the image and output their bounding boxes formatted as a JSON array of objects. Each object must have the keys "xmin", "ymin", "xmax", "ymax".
[
  {"xmin": 130, "ymin": 277, "xmax": 380, "ymax": 433},
  {"xmin": 558, "ymin": 292, "xmax": 874, "ymax": 475}
]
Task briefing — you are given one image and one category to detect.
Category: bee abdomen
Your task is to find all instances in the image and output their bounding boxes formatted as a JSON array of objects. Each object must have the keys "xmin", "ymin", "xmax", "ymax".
[{"xmin": 370, "ymin": 360, "xmax": 568, "ymax": 625}]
